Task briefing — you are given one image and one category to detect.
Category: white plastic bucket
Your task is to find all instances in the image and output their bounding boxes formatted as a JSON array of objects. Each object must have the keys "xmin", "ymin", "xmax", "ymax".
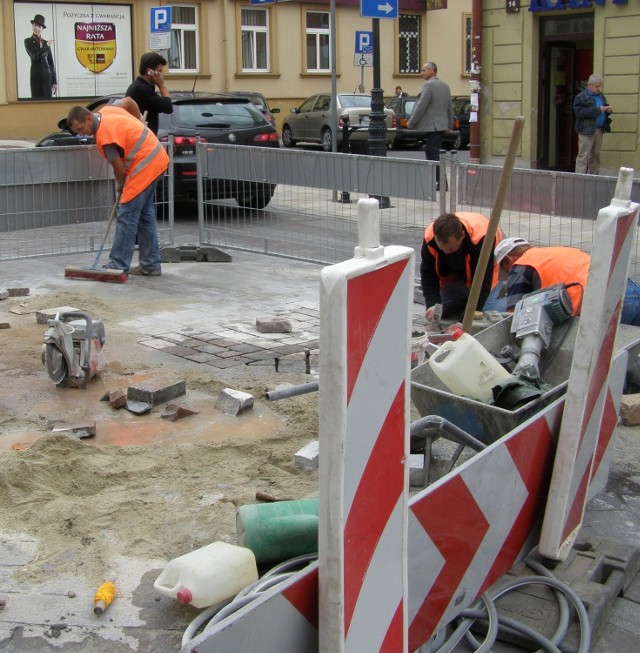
[
  {"xmin": 153, "ymin": 541, "xmax": 258, "ymax": 609},
  {"xmin": 428, "ymin": 332, "xmax": 511, "ymax": 403},
  {"xmin": 411, "ymin": 332, "xmax": 429, "ymax": 369}
]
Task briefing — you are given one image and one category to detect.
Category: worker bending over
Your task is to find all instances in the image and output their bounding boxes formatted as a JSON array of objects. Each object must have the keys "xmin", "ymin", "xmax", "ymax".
[
  {"xmin": 421, "ymin": 212, "xmax": 504, "ymax": 320},
  {"xmin": 494, "ymin": 237, "xmax": 640, "ymax": 326}
]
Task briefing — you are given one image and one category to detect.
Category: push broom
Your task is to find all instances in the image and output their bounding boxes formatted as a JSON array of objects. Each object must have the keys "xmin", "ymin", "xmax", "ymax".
[{"xmin": 64, "ymin": 193, "xmax": 128, "ymax": 283}]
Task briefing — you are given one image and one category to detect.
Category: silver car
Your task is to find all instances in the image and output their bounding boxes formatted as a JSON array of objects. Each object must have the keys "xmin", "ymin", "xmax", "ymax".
[{"xmin": 281, "ymin": 93, "xmax": 395, "ymax": 152}]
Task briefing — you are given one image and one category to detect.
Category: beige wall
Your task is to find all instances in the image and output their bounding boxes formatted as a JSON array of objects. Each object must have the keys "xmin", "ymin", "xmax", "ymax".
[
  {"xmin": 482, "ymin": 0, "xmax": 640, "ymax": 174},
  {"xmin": 0, "ymin": 0, "xmax": 470, "ymax": 141}
]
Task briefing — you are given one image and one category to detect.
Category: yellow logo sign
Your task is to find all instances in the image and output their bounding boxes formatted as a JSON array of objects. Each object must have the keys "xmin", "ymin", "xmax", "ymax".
[{"xmin": 75, "ymin": 22, "xmax": 117, "ymax": 73}]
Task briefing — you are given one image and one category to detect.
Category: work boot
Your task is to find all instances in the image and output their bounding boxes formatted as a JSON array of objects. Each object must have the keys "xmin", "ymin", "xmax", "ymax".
[{"xmin": 128, "ymin": 265, "xmax": 162, "ymax": 276}]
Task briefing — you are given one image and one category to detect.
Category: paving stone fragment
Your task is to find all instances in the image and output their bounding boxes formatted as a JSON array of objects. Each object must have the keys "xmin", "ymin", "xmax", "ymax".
[
  {"xmin": 620, "ymin": 394, "xmax": 640, "ymax": 426},
  {"xmin": 127, "ymin": 376, "xmax": 186, "ymax": 405},
  {"xmin": 215, "ymin": 388, "xmax": 254, "ymax": 416},
  {"xmin": 294, "ymin": 440, "xmax": 319, "ymax": 471},
  {"xmin": 7, "ymin": 288, "xmax": 29, "ymax": 297},
  {"xmin": 409, "ymin": 453, "xmax": 426, "ymax": 486},
  {"xmin": 256, "ymin": 318, "xmax": 293, "ymax": 334},
  {"xmin": 35, "ymin": 306, "xmax": 81, "ymax": 325},
  {"xmin": 108, "ymin": 389, "xmax": 127, "ymax": 409},
  {"xmin": 0, "ymin": 322, "xmax": 10, "ymax": 329},
  {"xmin": 125, "ymin": 400, "xmax": 152, "ymax": 415},
  {"xmin": 161, "ymin": 402, "xmax": 199, "ymax": 421},
  {"xmin": 51, "ymin": 422, "xmax": 96, "ymax": 438}
]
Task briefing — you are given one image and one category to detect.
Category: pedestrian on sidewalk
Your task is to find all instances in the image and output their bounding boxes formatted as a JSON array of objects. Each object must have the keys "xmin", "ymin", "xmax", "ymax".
[
  {"xmin": 421, "ymin": 212, "xmax": 504, "ymax": 320},
  {"xmin": 125, "ymin": 52, "xmax": 173, "ymax": 136},
  {"xmin": 407, "ymin": 62, "xmax": 453, "ymax": 191},
  {"xmin": 67, "ymin": 100, "xmax": 169, "ymax": 276},
  {"xmin": 573, "ymin": 74, "xmax": 612, "ymax": 175},
  {"xmin": 494, "ymin": 237, "xmax": 640, "ymax": 325}
]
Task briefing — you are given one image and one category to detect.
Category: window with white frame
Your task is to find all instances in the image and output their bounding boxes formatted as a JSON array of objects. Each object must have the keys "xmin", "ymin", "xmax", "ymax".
[
  {"xmin": 463, "ymin": 13, "xmax": 472, "ymax": 76},
  {"xmin": 398, "ymin": 14, "xmax": 421, "ymax": 74},
  {"xmin": 241, "ymin": 8, "xmax": 269, "ymax": 71},
  {"xmin": 306, "ymin": 11, "xmax": 330, "ymax": 72},
  {"xmin": 169, "ymin": 5, "xmax": 199, "ymax": 72}
]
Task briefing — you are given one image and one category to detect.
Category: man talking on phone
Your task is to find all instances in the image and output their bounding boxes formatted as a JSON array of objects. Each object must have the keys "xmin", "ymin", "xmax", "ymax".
[{"xmin": 125, "ymin": 52, "xmax": 172, "ymax": 135}]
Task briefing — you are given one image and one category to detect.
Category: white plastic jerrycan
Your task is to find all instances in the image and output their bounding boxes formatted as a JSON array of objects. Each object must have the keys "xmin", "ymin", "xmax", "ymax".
[
  {"xmin": 428, "ymin": 332, "xmax": 511, "ymax": 403},
  {"xmin": 153, "ymin": 541, "xmax": 258, "ymax": 609}
]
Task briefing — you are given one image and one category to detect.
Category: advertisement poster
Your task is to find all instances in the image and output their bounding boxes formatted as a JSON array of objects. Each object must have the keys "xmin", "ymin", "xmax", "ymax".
[{"xmin": 14, "ymin": 2, "xmax": 133, "ymax": 100}]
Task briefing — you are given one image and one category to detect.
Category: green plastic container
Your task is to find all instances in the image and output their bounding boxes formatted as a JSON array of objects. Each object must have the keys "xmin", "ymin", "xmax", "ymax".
[{"xmin": 236, "ymin": 498, "xmax": 319, "ymax": 564}]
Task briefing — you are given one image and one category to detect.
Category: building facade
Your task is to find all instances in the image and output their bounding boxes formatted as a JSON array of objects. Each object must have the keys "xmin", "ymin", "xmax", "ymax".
[
  {"xmin": 480, "ymin": 0, "xmax": 639, "ymax": 174},
  {"xmin": 0, "ymin": 0, "xmax": 472, "ymax": 141}
]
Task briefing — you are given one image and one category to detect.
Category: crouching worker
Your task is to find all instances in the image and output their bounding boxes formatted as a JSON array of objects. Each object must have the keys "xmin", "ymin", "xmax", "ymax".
[
  {"xmin": 494, "ymin": 237, "xmax": 640, "ymax": 326},
  {"xmin": 67, "ymin": 100, "xmax": 169, "ymax": 277},
  {"xmin": 421, "ymin": 212, "xmax": 504, "ymax": 320}
]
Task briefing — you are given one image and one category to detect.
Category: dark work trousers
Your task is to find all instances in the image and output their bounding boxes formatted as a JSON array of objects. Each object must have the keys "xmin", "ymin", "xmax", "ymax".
[{"xmin": 424, "ymin": 131, "xmax": 446, "ymax": 188}]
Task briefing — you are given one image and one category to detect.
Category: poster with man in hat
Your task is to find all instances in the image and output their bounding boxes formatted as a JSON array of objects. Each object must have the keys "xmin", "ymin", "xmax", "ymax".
[{"xmin": 24, "ymin": 13, "xmax": 57, "ymax": 98}]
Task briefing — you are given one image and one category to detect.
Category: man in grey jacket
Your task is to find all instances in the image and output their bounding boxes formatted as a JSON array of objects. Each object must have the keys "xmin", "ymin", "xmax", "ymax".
[{"xmin": 407, "ymin": 62, "xmax": 453, "ymax": 190}]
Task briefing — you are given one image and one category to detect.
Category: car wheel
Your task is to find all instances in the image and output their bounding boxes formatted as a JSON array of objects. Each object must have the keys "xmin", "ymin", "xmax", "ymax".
[
  {"xmin": 321, "ymin": 128, "xmax": 332, "ymax": 152},
  {"xmin": 282, "ymin": 126, "xmax": 296, "ymax": 148},
  {"xmin": 236, "ymin": 185, "xmax": 275, "ymax": 210}
]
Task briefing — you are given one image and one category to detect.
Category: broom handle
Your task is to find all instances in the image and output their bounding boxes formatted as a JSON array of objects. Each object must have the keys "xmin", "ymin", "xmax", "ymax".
[
  {"xmin": 91, "ymin": 192, "xmax": 121, "ymax": 269},
  {"xmin": 461, "ymin": 116, "xmax": 525, "ymax": 334}
]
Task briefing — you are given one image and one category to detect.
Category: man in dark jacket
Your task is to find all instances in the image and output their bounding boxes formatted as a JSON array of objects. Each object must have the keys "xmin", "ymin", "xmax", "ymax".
[
  {"xmin": 125, "ymin": 52, "xmax": 173, "ymax": 135},
  {"xmin": 24, "ymin": 14, "xmax": 57, "ymax": 99},
  {"xmin": 573, "ymin": 74, "xmax": 612, "ymax": 175},
  {"xmin": 421, "ymin": 212, "xmax": 503, "ymax": 320}
]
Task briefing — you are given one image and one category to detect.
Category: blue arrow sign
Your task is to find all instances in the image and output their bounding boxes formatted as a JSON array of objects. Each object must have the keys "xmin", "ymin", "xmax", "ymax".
[{"xmin": 360, "ymin": 0, "xmax": 398, "ymax": 19}]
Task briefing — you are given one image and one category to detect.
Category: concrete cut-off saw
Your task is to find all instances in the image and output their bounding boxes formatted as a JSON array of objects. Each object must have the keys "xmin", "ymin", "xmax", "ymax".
[{"xmin": 42, "ymin": 311, "xmax": 106, "ymax": 388}]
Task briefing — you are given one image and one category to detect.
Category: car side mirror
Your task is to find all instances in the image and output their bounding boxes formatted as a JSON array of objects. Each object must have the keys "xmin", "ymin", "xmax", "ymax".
[{"xmin": 290, "ymin": 108, "xmax": 298, "ymax": 114}]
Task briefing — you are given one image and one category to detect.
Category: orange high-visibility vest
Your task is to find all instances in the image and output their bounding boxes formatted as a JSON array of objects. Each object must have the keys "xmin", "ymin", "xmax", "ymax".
[
  {"xmin": 424, "ymin": 212, "xmax": 504, "ymax": 288},
  {"xmin": 95, "ymin": 105, "xmax": 169, "ymax": 203},
  {"xmin": 516, "ymin": 246, "xmax": 590, "ymax": 315}
]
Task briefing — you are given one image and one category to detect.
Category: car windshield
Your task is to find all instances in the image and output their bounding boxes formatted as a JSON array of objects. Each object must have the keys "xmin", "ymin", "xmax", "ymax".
[
  {"xmin": 338, "ymin": 95, "xmax": 372, "ymax": 108},
  {"xmin": 453, "ymin": 98, "xmax": 472, "ymax": 113},
  {"xmin": 171, "ymin": 101, "xmax": 266, "ymax": 128}
]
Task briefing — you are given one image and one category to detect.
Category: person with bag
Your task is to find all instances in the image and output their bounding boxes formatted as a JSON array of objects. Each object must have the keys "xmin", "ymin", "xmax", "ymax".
[{"xmin": 573, "ymin": 74, "xmax": 612, "ymax": 175}]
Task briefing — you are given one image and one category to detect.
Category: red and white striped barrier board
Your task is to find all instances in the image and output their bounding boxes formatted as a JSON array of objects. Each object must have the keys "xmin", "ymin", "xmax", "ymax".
[
  {"xmin": 318, "ymin": 198, "xmax": 414, "ymax": 652},
  {"xmin": 539, "ymin": 168, "xmax": 639, "ymax": 561},
  {"xmin": 181, "ymin": 346, "xmax": 635, "ymax": 653}
]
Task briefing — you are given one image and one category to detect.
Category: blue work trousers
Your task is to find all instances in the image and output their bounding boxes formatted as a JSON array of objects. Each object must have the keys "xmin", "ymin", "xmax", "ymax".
[{"xmin": 106, "ymin": 178, "xmax": 162, "ymax": 273}]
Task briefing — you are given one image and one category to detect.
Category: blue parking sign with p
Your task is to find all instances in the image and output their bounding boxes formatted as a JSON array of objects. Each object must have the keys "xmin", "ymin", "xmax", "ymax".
[
  {"xmin": 355, "ymin": 31, "xmax": 373, "ymax": 54},
  {"xmin": 151, "ymin": 6, "xmax": 172, "ymax": 32}
]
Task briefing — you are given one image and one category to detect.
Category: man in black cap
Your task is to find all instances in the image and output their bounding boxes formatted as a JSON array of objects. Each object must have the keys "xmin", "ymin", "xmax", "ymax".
[{"xmin": 24, "ymin": 14, "xmax": 57, "ymax": 99}]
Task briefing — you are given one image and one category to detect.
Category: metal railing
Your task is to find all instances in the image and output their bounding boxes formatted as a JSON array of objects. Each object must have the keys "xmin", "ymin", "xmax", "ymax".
[
  {"xmin": 0, "ymin": 142, "xmax": 174, "ymax": 261},
  {"xmin": 1, "ymin": 142, "xmax": 638, "ymax": 279}
]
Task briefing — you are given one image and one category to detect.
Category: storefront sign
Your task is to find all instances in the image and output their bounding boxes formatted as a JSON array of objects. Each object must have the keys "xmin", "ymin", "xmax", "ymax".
[{"xmin": 530, "ymin": 0, "xmax": 627, "ymax": 11}]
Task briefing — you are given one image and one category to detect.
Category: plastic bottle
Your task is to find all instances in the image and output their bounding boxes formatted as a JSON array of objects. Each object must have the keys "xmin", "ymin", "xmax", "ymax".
[
  {"xmin": 428, "ymin": 332, "xmax": 511, "ymax": 403},
  {"xmin": 237, "ymin": 498, "xmax": 319, "ymax": 564},
  {"xmin": 153, "ymin": 541, "xmax": 258, "ymax": 609}
]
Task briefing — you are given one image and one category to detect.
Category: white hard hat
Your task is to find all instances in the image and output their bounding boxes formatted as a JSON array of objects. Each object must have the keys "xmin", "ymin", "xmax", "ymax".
[{"xmin": 494, "ymin": 237, "xmax": 529, "ymax": 265}]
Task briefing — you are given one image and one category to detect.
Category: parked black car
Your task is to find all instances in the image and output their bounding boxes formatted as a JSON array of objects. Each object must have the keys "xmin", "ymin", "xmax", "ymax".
[
  {"xmin": 384, "ymin": 95, "xmax": 461, "ymax": 151},
  {"xmin": 36, "ymin": 92, "xmax": 280, "ymax": 208},
  {"xmin": 226, "ymin": 91, "xmax": 280, "ymax": 128},
  {"xmin": 451, "ymin": 96, "xmax": 471, "ymax": 150}
]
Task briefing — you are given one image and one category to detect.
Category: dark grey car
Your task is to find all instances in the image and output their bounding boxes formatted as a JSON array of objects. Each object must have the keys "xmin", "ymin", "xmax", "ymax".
[{"xmin": 37, "ymin": 93, "xmax": 280, "ymax": 208}]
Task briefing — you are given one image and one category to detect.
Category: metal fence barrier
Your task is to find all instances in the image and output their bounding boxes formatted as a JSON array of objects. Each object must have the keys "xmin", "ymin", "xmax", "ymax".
[
  {"xmin": 0, "ymin": 142, "xmax": 174, "ymax": 261},
  {"xmin": 1, "ymin": 142, "xmax": 638, "ymax": 280}
]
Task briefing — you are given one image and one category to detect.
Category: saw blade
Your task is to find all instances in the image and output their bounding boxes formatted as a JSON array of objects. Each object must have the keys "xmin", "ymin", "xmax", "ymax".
[{"xmin": 45, "ymin": 344, "xmax": 69, "ymax": 385}]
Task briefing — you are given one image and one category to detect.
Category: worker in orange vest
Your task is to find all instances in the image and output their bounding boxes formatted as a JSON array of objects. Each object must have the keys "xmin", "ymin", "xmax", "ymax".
[
  {"xmin": 421, "ymin": 212, "xmax": 504, "ymax": 320},
  {"xmin": 494, "ymin": 237, "xmax": 640, "ymax": 325},
  {"xmin": 67, "ymin": 100, "xmax": 169, "ymax": 277}
]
